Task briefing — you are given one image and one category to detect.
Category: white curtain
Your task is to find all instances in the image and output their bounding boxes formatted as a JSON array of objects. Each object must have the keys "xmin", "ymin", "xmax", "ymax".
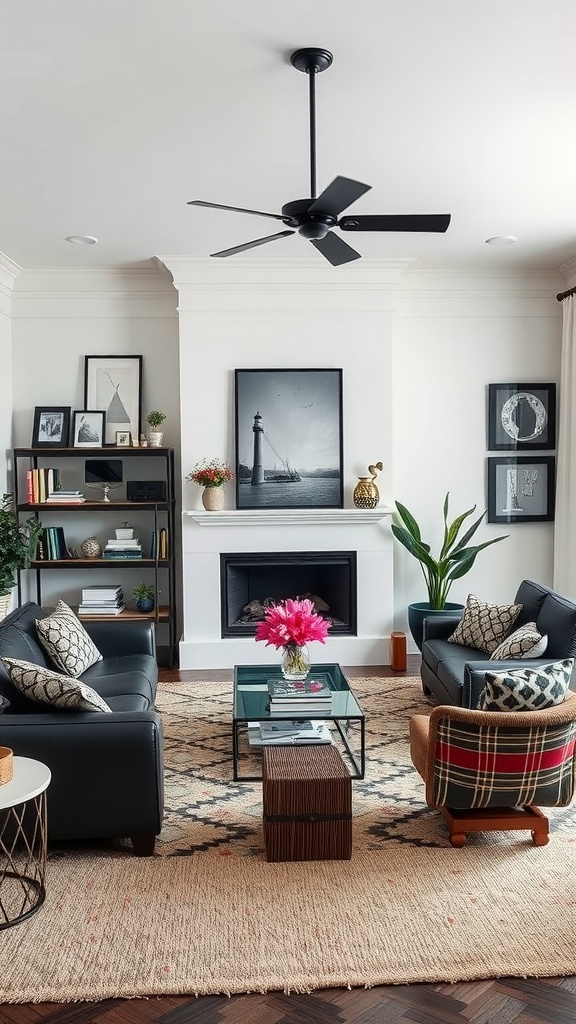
[{"xmin": 553, "ymin": 293, "xmax": 576, "ymax": 598}]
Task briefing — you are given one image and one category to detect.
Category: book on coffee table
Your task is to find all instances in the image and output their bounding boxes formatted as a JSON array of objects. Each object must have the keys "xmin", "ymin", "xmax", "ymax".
[{"xmin": 247, "ymin": 720, "xmax": 332, "ymax": 746}]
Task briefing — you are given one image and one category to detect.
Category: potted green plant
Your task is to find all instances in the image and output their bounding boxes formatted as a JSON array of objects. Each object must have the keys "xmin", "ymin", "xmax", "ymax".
[
  {"xmin": 146, "ymin": 411, "xmax": 166, "ymax": 448},
  {"xmin": 133, "ymin": 582, "xmax": 156, "ymax": 614},
  {"xmin": 0, "ymin": 493, "xmax": 43, "ymax": 618},
  {"xmin": 391, "ymin": 492, "xmax": 508, "ymax": 650}
]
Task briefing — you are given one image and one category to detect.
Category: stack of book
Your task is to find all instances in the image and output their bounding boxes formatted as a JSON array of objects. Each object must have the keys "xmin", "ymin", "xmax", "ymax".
[
  {"xmin": 103, "ymin": 537, "xmax": 142, "ymax": 559},
  {"xmin": 267, "ymin": 676, "xmax": 333, "ymax": 716},
  {"xmin": 78, "ymin": 585, "xmax": 124, "ymax": 616},
  {"xmin": 248, "ymin": 719, "xmax": 332, "ymax": 746},
  {"xmin": 45, "ymin": 490, "xmax": 86, "ymax": 504}
]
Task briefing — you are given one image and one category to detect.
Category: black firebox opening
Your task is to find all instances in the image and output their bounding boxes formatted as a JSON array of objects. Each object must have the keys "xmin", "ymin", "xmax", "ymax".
[{"xmin": 220, "ymin": 551, "xmax": 357, "ymax": 638}]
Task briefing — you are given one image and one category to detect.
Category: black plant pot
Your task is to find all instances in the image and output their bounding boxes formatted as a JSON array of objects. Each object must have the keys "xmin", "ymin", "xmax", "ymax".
[
  {"xmin": 408, "ymin": 601, "xmax": 464, "ymax": 652},
  {"xmin": 136, "ymin": 597, "xmax": 154, "ymax": 614}
]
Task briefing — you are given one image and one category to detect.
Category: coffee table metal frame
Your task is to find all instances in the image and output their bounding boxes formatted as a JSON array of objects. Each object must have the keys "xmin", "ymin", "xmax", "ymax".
[
  {"xmin": 0, "ymin": 755, "xmax": 51, "ymax": 929},
  {"xmin": 233, "ymin": 662, "xmax": 365, "ymax": 782}
]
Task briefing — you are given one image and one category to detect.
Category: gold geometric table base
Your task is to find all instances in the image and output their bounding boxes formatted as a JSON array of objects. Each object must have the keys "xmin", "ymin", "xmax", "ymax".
[{"xmin": 0, "ymin": 789, "xmax": 48, "ymax": 929}]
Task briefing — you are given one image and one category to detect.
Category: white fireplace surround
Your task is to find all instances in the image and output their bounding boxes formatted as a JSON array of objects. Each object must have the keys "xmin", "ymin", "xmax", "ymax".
[{"xmin": 180, "ymin": 508, "xmax": 394, "ymax": 669}]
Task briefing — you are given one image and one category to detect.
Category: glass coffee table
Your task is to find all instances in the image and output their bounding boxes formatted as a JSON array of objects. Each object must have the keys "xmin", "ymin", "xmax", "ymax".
[{"xmin": 233, "ymin": 662, "xmax": 365, "ymax": 782}]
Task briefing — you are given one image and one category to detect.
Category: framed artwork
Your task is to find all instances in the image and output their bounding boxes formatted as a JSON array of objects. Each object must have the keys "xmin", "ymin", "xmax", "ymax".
[
  {"xmin": 234, "ymin": 368, "xmax": 343, "ymax": 510},
  {"xmin": 84, "ymin": 355, "xmax": 142, "ymax": 446},
  {"xmin": 487, "ymin": 456, "xmax": 556, "ymax": 523},
  {"xmin": 32, "ymin": 406, "xmax": 71, "ymax": 447},
  {"xmin": 72, "ymin": 410, "xmax": 105, "ymax": 448},
  {"xmin": 115, "ymin": 430, "xmax": 132, "ymax": 447},
  {"xmin": 488, "ymin": 383, "xmax": 556, "ymax": 451}
]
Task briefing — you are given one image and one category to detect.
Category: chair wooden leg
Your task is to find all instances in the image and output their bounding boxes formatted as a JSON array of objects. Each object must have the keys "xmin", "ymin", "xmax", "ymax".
[{"xmin": 438, "ymin": 805, "xmax": 549, "ymax": 847}]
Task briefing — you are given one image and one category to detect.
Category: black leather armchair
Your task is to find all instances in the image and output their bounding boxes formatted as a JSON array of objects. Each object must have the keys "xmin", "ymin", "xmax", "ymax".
[{"xmin": 0, "ymin": 603, "xmax": 164, "ymax": 855}]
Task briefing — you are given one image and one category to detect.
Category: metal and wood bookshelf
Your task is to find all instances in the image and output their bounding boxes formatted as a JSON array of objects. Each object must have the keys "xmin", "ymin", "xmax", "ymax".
[{"xmin": 13, "ymin": 446, "xmax": 177, "ymax": 665}]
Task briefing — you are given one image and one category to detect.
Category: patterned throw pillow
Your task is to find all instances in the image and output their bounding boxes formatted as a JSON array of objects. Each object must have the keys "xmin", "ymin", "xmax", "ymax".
[
  {"xmin": 35, "ymin": 599, "xmax": 102, "ymax": 677},
  {"xmin": 478, "ymin": 658, "xmax": 574, "ymax": 712},
  {"xmin": 1, "ymin": 657, "xmax": 112, "ymax": 712},
  {"xmin": 447, "ymin": 594, "xmax": 522, "ymax": 654},
  {"xmin": 489, "ymin": 622, "xmax": 548, "ymax": 660}
]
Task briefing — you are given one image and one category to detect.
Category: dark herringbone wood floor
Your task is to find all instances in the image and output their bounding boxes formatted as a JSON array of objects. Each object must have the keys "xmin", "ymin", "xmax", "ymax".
[{"xmin": 6, "ymin": 659, "xmax": 575, "ymax": 1024}]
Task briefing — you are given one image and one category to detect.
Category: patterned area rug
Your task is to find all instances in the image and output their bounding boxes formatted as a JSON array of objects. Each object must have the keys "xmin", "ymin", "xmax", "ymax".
[{"xmin": 154, "ymin": 676, "xmax": 573, "ymax": 856}]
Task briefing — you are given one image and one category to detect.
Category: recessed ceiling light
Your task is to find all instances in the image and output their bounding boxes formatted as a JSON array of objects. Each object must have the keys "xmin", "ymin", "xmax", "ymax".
[
  {"xmin": 65, "ymin": 235, "xmax": 98, "ymax": 245},
  {"xmin": 485, "ymin": 235, "xmax": 518, "ymax": 246}
]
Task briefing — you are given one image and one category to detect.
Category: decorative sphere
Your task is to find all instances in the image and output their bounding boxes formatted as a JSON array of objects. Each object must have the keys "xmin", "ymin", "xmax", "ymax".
[{"xmin": 81, "ymin": 537, "xmax": 102, "ymax": 559}]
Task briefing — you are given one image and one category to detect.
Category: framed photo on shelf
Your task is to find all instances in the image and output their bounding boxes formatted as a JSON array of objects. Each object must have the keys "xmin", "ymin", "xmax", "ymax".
[
  {"xmin": 84, "ymin": 355, "xmax": 142, "ymax": 446},
  {"xmin": 487, "ymin": 455, "xmax": 556, "ymax": 523},
  {"xmin": 72, "ymin": 410, "xmax": 105, "ymax": 448},
  {"xmin": 234, "ymin": 368, "xmax": 343, "ymax": 510},
  {"xmin": 115, "ymin": 430, "xmax": 132, "ymax": 447},
  {"xmin": 488, "ymin": 382, "xmax": 556, "ymax": 451},
  {"xmin": 32, "ymin": 406, "xmax": 71, "ymax": 447}
]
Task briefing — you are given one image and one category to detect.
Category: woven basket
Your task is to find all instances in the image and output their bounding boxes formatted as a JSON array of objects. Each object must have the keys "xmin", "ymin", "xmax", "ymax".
[{"xmin": 0, "ymin": 747, "xmax": 13, "ymax": 785}]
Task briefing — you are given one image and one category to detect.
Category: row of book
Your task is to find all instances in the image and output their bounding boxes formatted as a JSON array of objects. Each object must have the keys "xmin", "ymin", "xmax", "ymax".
[
  {"xmin": 268, "ymin": 675, "xmax": 333, "ymax": 715},
  {"xmin": 78, "ymin": 585, "xmax": 125, "ymax": 616},
  {"xmin": 104, "ymin": 536, "xmax": 143, "ymax": 559},
  {"xmin": 26, "ymin": 468, "xmax": 86, "ymax": 504},
  {"xmin": 36, "ymin": 526, "xmax": 68, "ymax": 561}
]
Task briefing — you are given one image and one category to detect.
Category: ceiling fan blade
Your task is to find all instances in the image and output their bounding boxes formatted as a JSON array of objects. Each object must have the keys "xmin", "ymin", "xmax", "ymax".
[
  {"xmin": 310, "ymin": 231, "xmax": 362, "ymax": 267},
  {"xmin": 308, "ymin": 176, "xmax": 372, "ymax": 218},
  {"xmin": 211, "ymin": 230, "xmax": 295, "ymax": 258},
  {"xmin": 340, "ymin": 213, "xmax": 451, "ymax": 233},
  {"xmin": 188, "ymin": 200, "xmax": 289, "ymax": 224}
]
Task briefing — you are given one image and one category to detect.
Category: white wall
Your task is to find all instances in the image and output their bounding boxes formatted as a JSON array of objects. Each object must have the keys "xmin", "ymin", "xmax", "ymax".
[
  {"xmin": 0, "ymin": 254, "xmax": 20, "ymax": 494},
  {"xmin": 392, "ymin": 268, "xmax": 562, "ymax": 645}
]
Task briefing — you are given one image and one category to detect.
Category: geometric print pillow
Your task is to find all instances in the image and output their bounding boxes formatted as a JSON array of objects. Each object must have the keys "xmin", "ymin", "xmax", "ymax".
[
  {"xmin": 489, "ymin": 622, "xmax": 548, "ymax": 660},
  {"xmin": 1, "ymin": 657, "xmax": 112, "ymax": 712},
  {"xmin": 479, "ymin": 658, "xmax": 574, "ymax": 712},
  {"xmin": 447, "ymin": 593, "xmax": 522, "ymax": 654},
  {"xmin": 35, "ymin": 599, "xmax": 102, "ymax": 677}
]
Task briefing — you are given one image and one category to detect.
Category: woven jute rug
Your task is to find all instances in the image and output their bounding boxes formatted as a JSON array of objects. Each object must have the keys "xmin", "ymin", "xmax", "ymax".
[{"xmin": 2, "ymin": 676, "xmax": 576, "ymax": 1003}]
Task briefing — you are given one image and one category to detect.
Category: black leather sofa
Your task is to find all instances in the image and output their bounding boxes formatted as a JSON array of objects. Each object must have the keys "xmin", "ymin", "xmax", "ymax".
[
  {"xmin": 0, "ymin": 602, "xmax": 164, "ymax": 855},
  {"xmin": 420, "ymin": 579, "xmax": 576, "ymax": 709}
]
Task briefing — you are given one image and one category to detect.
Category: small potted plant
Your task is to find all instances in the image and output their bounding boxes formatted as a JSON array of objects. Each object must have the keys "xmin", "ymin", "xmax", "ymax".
[
  {"xmin": 0, "ymin": 494, "xmax": 43, "ymax": 619},
  {"xmin": 146, "ymin": 411, "xmax": 166, "ymax": 448},
  {"xmin": 133, "ymin": 582, "xmax": 156, "ymax": 614}
]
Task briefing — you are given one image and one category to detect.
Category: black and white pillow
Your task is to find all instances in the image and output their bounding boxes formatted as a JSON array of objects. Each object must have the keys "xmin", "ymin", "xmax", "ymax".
[
  {"xmin": 478, "ymin": 659, "xmax": 574, "ymax": 712},
  {"xmin": 35, "ymin": 599, "xmax": 102, "ymax": 677},
  {"xmin": 447, "ymin": 594, "xmax": 522, "ymax": 654},
  {"xmin": 2, "ymin": 657, "xmax": 112, "ymax": 713},
  {"xmin": 489, "ymin": 622, "xmax": 548, "ymax": 660}
]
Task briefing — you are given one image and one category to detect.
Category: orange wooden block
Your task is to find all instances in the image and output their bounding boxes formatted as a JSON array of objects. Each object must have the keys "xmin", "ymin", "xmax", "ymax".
[{"xmin": 390, "ymin": 631, "xmax": 407, "ymax": 671}]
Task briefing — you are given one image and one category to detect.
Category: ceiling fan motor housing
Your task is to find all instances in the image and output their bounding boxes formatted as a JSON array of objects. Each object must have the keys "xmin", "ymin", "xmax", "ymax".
[{"xmin": 281, "ymin": 199, "xmax": 336, "ymax": 239}]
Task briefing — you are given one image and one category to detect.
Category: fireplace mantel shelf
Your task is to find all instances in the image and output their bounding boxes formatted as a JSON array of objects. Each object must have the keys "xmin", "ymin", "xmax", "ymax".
[{"xmin": 184, "ymin": 508, "xmax": 393, "ymax": 527}]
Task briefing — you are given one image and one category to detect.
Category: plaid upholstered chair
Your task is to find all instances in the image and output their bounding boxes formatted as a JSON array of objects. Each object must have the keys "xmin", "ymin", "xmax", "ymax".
[{"xmin": 409, "ymin": 693, "xmax": 576, "ymax": 847}]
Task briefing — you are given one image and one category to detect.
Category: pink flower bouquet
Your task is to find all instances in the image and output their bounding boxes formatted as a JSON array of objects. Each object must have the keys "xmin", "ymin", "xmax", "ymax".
[{"xmin": 255, "ymin": 598, "xmax": 330, "ymax": 650}]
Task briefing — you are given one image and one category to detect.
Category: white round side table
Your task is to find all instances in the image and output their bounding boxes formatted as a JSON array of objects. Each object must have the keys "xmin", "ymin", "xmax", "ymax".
[{"xmin": 0, "ymin": 756, "xmax": 51, "ymax": 929}]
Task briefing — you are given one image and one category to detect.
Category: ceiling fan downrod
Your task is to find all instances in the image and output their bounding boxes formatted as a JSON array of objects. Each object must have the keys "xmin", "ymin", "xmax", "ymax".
[{"xmin": 290, "ymin": 47, "xmax": 333, "ymax": 200}]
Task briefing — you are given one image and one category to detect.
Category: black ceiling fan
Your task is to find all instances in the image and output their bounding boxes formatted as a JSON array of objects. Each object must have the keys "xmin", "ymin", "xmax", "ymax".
[{"xmin": 188, "ymin": 47, "xmax": 451, "ymax": 267}]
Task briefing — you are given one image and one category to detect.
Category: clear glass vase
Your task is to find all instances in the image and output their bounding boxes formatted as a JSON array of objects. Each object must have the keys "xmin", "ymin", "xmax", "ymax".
[{"xmin": 281, "ymin": 642, "xmax": 311, "ymax": 681}]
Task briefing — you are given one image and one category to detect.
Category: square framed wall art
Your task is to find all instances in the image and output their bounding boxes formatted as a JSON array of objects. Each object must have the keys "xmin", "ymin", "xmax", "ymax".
[
  {"xmin": 487, "ymin": 382, "xmax": 556, "ymax": 451},
  {"xmin": 32, "ymin": 406, "xmax": 71, "ymax": 447},
  {"xmin": 72, "ymin": 410, "xmax": 105, "ymax": 448},
  {"xmin": 487, "ymin": 455, "xmax": 556, "ymax": 523},
  {"xmin": 84, "ymin": 355, "xmax": 142, "ymax": 446},
  {"xmin": 234, "ymin": 368, "xmax": 344, "ymax": 510}
]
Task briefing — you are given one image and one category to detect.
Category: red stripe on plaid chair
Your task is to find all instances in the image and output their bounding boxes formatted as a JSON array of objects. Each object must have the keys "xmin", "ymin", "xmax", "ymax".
[{"xmin": 436, "ymin": 736, "xmax": 576, "ymax": 774}]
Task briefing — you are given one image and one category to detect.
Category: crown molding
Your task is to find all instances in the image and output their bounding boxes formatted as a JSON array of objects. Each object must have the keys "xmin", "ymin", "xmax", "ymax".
[
  {"xmin": 557, "ymin": 255, "xmax": 576, "ymax": 288},
  {"xmin": 12, "ymin": 265, "xmax": 176, "ymax": 300},
  {"xmin": 155, "ymin": 256, "xmax": 415, "ymax": 291},
  {"xmin": 0, "ymin": 251, "xmax": 22, "ymax": 300}
]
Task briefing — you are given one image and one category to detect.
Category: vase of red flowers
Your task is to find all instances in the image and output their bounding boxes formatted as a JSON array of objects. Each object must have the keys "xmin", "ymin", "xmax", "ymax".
[
  {"xmin": 255, "ymin": 597, "xmax": 330, "ymax": 681},
  {"xmin": 186, "ymin": 459, "xmax": 234, "ymax": 512}
]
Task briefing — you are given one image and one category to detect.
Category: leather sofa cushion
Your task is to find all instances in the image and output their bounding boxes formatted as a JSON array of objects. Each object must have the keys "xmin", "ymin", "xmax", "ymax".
[
  {"xmin": 423, "ymin": 638, "xmax": 481, "ymax": 675},
  {"xmin": 105, "ymin": 693, "xmax": 152, "ymax": 712},
  {"xmin": 537, "ymin": 595, "xmax": 576, "ymax": 658},
  {"xmin": 81, "ymin": 656, "xmax": 157, "ymax": 704}
]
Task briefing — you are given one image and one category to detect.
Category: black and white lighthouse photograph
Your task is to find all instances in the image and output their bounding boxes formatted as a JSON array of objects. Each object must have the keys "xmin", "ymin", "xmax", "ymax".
[{"xmin": 234, "ymin": 368, "xmax": 343, "ymax": 509}]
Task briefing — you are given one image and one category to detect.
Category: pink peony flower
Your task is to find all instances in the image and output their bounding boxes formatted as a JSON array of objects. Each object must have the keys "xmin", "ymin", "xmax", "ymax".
[{"xmin": 255, "ymin": 598, "xmax": 330, "ymax": 650}]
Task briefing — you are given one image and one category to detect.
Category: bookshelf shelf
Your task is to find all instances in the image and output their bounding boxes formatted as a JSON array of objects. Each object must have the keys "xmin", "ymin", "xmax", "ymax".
[{"xmin": 13, "ymin": 446, "xmax": 177, "ymax": 665}]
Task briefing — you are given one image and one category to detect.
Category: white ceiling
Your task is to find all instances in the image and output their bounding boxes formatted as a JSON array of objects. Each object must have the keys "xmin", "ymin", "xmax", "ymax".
[{"xmin": 1, "ymin": 0, "xmax": 575, "ymax": 274}]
